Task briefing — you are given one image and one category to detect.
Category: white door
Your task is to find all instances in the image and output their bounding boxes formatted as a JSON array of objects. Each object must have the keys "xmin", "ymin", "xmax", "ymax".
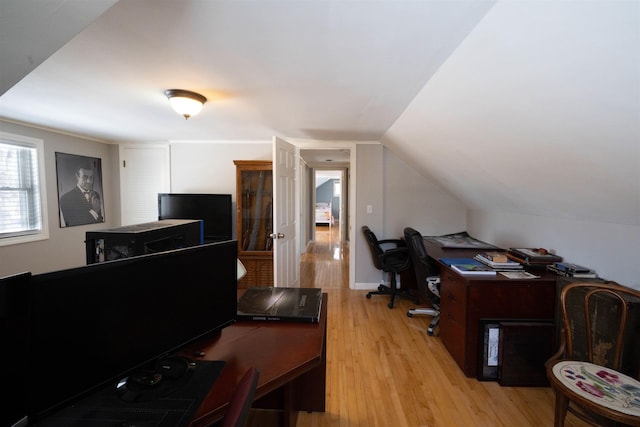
[
  {"xmin": 119, "ymin": 144, "xmax": 170, "ymax": 225},
  {"xmin": 272, "ymin": 136, "xmax": 298, "ymax": 287}
]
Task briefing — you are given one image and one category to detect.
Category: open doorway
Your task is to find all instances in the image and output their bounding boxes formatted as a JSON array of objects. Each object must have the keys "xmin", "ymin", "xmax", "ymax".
[
  {"xmin": 299, "ymin": 148, "xmax": 350, "ymax": 243},
  {"xmin": 313, "ymin": 169, "xmax": 344, "ymax": 243},
  {"xmin": 299, "ymin": 148, "xmax": 351, "ymax": 289},
  {"xmin": 298, "ymin": 166, "xmax": 349, "ymax": 290}
]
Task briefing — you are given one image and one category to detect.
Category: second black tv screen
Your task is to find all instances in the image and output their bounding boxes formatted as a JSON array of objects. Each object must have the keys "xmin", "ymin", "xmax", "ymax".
[{"xmin": 158, "ymin": 193, "xmax": 232, "ymax": 242}]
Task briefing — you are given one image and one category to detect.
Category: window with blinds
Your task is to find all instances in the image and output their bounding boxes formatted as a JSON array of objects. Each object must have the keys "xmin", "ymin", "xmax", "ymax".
[{"xmin": 0, "ymin": 132, "xmax": 49, "ymax": 246}]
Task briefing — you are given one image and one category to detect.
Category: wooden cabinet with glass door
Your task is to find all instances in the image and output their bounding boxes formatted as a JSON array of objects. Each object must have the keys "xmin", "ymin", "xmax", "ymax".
[{"xmin": 234, "ymin": 160, "xmax": 273, "ymax": 288}]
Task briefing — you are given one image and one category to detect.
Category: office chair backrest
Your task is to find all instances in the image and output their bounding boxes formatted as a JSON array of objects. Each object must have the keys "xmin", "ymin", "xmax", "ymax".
[
  {"xmin": 221, "ymin": 367, "xmax": 260, "ymax": 427},
  {"xmin": 362, "ymin": 226, "xmax": 384, "ymax": 270},
  {"xmin": 404, "ymin": 227, "xmax": 439, "ymax": 300}
]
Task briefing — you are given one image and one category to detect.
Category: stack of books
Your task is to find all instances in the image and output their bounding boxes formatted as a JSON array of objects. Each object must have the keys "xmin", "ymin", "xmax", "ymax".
[
  {"xmin": 546, "ymin": 262, "xmax": 598, "ymax": 278},
  {"xmin": 506, "ymin": 248, "xmax": 563, "ymax": 266},
  {"xmin": 474, "ymin": 252, "xmax": 523, "ymax": 271}
]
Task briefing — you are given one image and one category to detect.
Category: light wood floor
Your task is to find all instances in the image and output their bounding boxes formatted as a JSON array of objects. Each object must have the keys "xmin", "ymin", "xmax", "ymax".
[
  {"xmin": 314, "ymin": 224, "xmax": 343, "ymax": 247},
  {"xmin": 253, "ymin": 233, "xmax": 591, "ymax": 426}
]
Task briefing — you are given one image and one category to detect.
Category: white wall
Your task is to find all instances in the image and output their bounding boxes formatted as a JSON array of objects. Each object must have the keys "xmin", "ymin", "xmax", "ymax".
[
  {"xmin": 169, "ymin": 141, "xmax": 272, "ymax": 238},
  {"xmin": 0, "ymin": 121, "xmax": 119, "ymax": 276},
  {"xmin": 354, "ymin": 144, "xmax": 384, "ymax": 289},
  {"xmin": 170, "ymin": 141, "xmax": 271, "ymax": 192},
  {"xmin": 356, "ymin": 145, "xmax": 468, "ymax": 290},
  {"xmin": 383, "ymin": 148, "xmax": 466, "ymax": 238},
  {"xmin": 299, "ymin": 160, "xmax": 312, "ymax": 251},
  {"xmin": 468, "ymin": 210, "xmax": 640, "ymax": 289}
]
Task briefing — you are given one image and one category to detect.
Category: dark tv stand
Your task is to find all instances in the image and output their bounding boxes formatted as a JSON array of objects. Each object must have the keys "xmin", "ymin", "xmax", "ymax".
[{"xmin": 85, "ymin": 220, "xmax": 203, "ymax": 264}]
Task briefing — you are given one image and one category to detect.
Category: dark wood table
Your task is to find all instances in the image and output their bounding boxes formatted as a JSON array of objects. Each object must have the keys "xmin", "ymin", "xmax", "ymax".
[
  {"xmin": 424, "ymin": 239, "xmax": 557, "ymax": 379},
  {"xmin": 185, "ymin": 292, "xmax": 327, "ymax": 427}
]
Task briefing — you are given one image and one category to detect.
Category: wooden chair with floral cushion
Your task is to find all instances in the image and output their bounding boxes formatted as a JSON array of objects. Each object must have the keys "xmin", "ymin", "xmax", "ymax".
[{"xmin": 546, "ymin": 281, "xmax": 640, "ymax": 426}]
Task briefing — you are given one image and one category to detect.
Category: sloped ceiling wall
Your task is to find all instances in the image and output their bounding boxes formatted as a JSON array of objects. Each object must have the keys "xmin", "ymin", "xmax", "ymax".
[
  {"xmin": 383, "ymin": 0, "xmax": 640, "ymax": 225},
  {"xmin": 0, "ymin": 0, "xmax": 117, "ymax": 96}
]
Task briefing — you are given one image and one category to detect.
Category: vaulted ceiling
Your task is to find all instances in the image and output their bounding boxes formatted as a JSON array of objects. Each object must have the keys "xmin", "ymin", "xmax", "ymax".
[
  {"xmin": 1, "ymin": 0, "xmax": 638, "ymax": 224},
  {"xmin": 0, "ymin": 0, "xmax": 494, "ymax": 143}
]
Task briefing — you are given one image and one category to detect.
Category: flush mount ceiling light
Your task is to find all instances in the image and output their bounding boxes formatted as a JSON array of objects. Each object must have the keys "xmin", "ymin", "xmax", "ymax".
[{"xmin": 164, "ymin": 89, "xmax": 207, "ymax": 120}]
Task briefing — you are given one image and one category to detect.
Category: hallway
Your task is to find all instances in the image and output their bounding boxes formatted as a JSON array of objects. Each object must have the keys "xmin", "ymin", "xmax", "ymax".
[{"xmin": 300, "ymin": 225, "xmax": 349, "ymax": 290}]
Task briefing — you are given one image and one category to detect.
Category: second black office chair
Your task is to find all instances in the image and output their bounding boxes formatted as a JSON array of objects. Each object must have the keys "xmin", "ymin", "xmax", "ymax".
[
  {"xmin": 404, "ymin": 227, "xmax": 441, "ymax": 335},
  {"xmin": 362, "ymin": 225, "xmax": 418, "ymax": 309}
]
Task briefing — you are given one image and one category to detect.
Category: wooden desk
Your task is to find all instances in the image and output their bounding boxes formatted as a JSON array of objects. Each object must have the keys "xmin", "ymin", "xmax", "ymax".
[
  {"xmin": 424, "ymin": 239, "xmax": 556, "ymax": 378},
  {"xmin": 185, "ymin": 292, "xmax": 327, "ymax": 427}
]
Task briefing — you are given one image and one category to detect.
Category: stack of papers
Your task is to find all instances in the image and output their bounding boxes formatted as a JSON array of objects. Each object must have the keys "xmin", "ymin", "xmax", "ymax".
[
  {"xmin": 474, "ymin": 253, "xmax": 523, "ymax": 270},
  {"xmin": 499, "ymin": 271, "xmax": 540, "ymax": 279}
]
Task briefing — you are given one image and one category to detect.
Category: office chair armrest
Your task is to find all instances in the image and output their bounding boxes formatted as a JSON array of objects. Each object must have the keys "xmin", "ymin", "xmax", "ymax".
[
  {"xmin": 377, "ymin": 238, "xmax": 406, "ymax": 247},
  {"xmin": 380, "ymin": 246, "xmax": 408, "ymax": 256},
  {"xmin": 379, "ymin": 247, "xmax": 411, "ymax": 269}
]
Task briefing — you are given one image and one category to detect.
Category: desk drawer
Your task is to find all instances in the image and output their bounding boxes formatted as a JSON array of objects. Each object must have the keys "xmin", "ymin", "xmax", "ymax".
[
  {"xmin": 441, "ymin": 272, "xmax": 466, "ymax": 325},
  {"xmin": 440, "ymin": 316, "xmax": 466, "ymax": 368}
]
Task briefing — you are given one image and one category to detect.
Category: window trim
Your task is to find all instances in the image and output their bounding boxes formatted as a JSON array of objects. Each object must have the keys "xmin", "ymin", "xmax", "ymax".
[
  {"xmin": 0, "ymin": 132, "xmax": 49, "ymax": 247},
  {"xmin": 333, "ymin": 179, "xmax": 341, "ymax": 197}
]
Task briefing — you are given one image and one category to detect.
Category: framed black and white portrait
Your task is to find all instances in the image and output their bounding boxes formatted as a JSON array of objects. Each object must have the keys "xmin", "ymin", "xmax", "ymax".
[{"xmin": 55, "ymin": 152, "xmax": 105, "ymax": 227}]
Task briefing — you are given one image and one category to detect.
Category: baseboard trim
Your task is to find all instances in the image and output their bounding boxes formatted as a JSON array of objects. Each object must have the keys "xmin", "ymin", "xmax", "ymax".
[{"xmin": 354, "ymin": 282, "xmax": 380, "ymax": 290}]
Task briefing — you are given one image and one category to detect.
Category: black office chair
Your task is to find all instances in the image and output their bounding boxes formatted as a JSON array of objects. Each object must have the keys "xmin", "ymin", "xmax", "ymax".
[
  {"xmin": 362, "ymin": 225, "xmax": 417, "ymax": 309},
  {"xmin": 404, "ymin": 227, "xmax": 441, "ymax": 335}
]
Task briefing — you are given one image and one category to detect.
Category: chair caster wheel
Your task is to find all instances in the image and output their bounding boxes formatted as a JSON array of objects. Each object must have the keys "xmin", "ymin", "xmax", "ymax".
[
  {"xmin": 407, "ymin": 312, "xmax": 413, "ymax": 317},
  {"xmin": 366, "ymin": 293, "xmax": 372, "ymax": 299},
  {"xmin": 427, "ymin": 330, "xmax": 434, "ymax": 336},
  {"xmin": 387, "ymin": 302, "xmax": 394, "ymax": 309}
]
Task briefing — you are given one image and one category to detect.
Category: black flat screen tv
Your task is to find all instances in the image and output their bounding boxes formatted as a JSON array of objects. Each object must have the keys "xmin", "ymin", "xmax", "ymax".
[
  {"xmin": 0, "ymin": 272, "xmax": 31, "ymax": 427},
  {"xmin": 158, "ymin": 193, "xmax": 232, "ymax": 243},
  {"xmin": 26, "ymin": 241, "xmax": 238, "ymax": 422}
]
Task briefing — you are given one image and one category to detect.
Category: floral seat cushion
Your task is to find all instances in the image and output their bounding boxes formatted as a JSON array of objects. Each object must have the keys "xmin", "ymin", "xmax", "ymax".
[{"xmin": 552, "ymin": 360, "xmax": 640, "ymax": 416}]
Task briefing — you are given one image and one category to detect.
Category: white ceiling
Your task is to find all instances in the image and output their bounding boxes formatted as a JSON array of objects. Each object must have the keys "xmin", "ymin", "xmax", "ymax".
[
  {"xmin": 1, "ymin": 0, "xmax": 639, "ymax": 225},
  {"xmin": 300, "ymin": 148, "xmax": 350, "ymax": 166},
  {"xmin": 0, "ymin": 0, "xmax": 494, "ymax": 143}
]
